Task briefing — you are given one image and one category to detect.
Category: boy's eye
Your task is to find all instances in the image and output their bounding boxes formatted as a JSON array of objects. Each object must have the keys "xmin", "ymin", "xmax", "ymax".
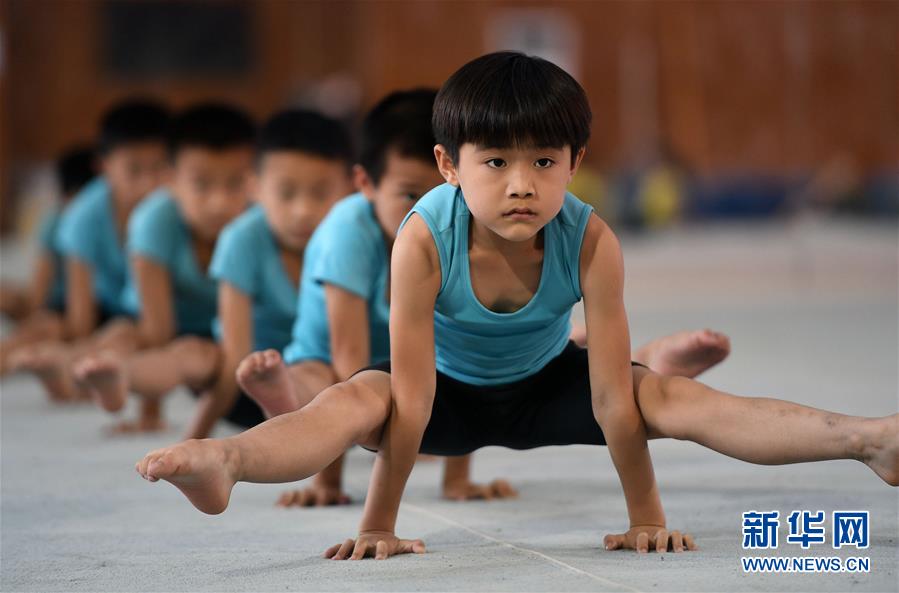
[
  {"xmin": 485, "ymin": 158, "xmax": 507, "ymax": 169},
  {"xmin": 404, "ymin": 192, "xmax": 419, "ymax": 202},
  {"xmin": 535, "ymin": 158, "xmax": 555, "ymax": 169}
]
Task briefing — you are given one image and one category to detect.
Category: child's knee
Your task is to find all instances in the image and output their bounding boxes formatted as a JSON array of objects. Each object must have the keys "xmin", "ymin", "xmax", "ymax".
[{"xmin": 332, "ymin": 373, "xmax": 391, "ymax": 426}]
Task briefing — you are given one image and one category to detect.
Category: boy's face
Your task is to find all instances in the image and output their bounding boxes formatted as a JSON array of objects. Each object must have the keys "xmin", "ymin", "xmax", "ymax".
[
  {"xmin": 356, "ymin": 150, "xmax": 444, "ymax": 241},
  {"xmin": 101, "ymin": 142, "xmax": 169, "ymax": 211},
  {"xmin": 435, "ymin": 143, "xmax": 584, "ymax": 243},
  {"xmin": 171, "ymin": 146, "xmax": 254, "ymax": 242},
  {"xmin": 256, "ymin": 151, "xmax": 352, "ymax": 252}
]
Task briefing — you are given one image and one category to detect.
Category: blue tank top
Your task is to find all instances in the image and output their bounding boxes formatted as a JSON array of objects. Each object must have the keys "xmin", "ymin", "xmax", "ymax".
[{"xmin": 401, "ymin": 183, "xmax": 593, "ymax": 385}]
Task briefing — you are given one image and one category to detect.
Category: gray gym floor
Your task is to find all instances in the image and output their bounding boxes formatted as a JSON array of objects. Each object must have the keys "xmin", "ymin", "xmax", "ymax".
[{"xmin": 2, "ymin": 218, "xmax": 897, "ymax": 592}]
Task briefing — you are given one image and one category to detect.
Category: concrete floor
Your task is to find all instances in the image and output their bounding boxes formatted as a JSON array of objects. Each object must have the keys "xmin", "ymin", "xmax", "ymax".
[{"xmin": 2, "ymin": 218, "xmax": 897, "ymax": 592}]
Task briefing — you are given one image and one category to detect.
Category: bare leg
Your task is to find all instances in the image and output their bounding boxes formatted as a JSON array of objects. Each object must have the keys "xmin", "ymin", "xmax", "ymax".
[
  {"xmin": 570, "ymin": 325, "xmax": 730, "ymax": 378},
  {"xmin": 236, "ymin": 350, "xmax": 302, "ymax": 417},
  {"xmin": 632, "ymin": 366, "xmax": 899, "ymax": 485},
  {"xmin": 0, "ymin": 310, "xmax": 64, "ymax": 376},
  {"xmin": 442, "ymin": 455, "xmax": 517, "ymax": 500},
  {"xmin": 11, "ymin": 318, "xmax": 140, "ymax": 401},
  {"xmin": 75, "ymin": 336, "xmax": 220, "ymax": 432},
  {"xmin": 632, "ymin": 329, "xmax": 730, "ymax": 378},
  {"xmin": 239, "ymin": 356, "xmax": 354, "ymax": 507},
  {"xmin": 135, "ymin": 370, "xmax": 392, "ymax": 514}
]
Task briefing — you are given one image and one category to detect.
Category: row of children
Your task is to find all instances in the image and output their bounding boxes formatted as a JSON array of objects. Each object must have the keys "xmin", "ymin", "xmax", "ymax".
[
  {"xmin": 2, "ymin": 84, "xmax": 729, "ymax": 505},
  {"xmin": 5, "ymin": 53, "xmax": 893, "ymax": 558}
]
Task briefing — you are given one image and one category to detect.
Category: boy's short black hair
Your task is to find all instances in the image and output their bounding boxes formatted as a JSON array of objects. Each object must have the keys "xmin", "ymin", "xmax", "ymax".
[
  {"xmin": 359, "ymin": 88, "xmax": 437, "ymax": 185},
  {"xmin": 169, "ymin": 102, "xmax": 256, "ymax": 157},
  {"xmin": 56, "ymin": 146, "xmax": 97, "ymax": 197},
  {"xmin": 258, "ymin": 110, "xmax": 354, "ymax": 168},
  {"xmin": 98, "ymin": 98, "xmax": 170, "ymax": 155},
  {"xmin": 433, "ymin": 51, "xmax": 591, "ymax": 165}
]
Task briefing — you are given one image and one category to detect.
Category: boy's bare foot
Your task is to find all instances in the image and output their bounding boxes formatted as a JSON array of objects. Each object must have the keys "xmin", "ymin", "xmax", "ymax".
[
  {"xmin": 10, "ymin": 344, "xmax": 76, "ymax": 401},
  {"xmin": 73, "ymin": 352, "xmax": 128, "ymax": 412},
  {"xmin": 639, "ymin": 329, "xmax": 730, "ymax": 378},
  {"xmin": 276, "ymin": 485, "xmax": 352, "ymax": 507},
  {"xmin": 236, "ymin": 349, "xmax": 300, "ymax": 417},
  {"xmin": 442, "ymin": 478, "xmax": 518, "ymax": 501},
  {"xmin": 109, "ymin": 417, "xmax": 168, "ymax": 434},
  {"xmin": 135, "ymin": 439, "xmax": 239, "ymax": 514},
  {"xmin": 859, "ymin": 414, "xmax": 899, "ymax": 486}
]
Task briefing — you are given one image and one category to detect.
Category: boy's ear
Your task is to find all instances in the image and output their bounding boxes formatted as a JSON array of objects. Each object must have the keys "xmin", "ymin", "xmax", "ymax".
[
  {"xmin": 353, "ymin": 164, "xmax": 376, "ymax": 201},
  {"xmin": 568, "ymin": 147, "xmax": 586, "ymax": 182},
  {"xmin": 434, "ymin": 145, "xmax": 459, "ymax": 186}
]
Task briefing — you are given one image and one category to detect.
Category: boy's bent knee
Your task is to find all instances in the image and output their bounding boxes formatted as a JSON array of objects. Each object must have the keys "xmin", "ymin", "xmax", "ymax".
[{"xmin": 325, "ymin": 372, "xmax": 391, "ymax": 436}]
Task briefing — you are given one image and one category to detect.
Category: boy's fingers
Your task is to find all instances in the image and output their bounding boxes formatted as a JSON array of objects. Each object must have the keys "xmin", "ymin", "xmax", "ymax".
[
  {"xmin": 653, "ymin": 529, "xmax": 669, "ymax": 553},
  {"xmin": 375, "ymin": 540, "xmax": 389, "ymax": 560},
  {"xmin": 683, "ymin": 533, "xmax": 698, "ymax": 551},
  {"xmin": 671, "ymin": 531, "xmax": 684, "ymax": 552},
  {"xmin": 635, "ymin": 531, "xmax": 650, "ymax": 553},
  {"xmin": 398, "ymin": 538, "xmax": 426, "ymax": 554},
  {"xmin": 332, "ymin": 538, "xmax": 355, "ymax": 560},
  {"xmin": 603, "ymin": 533, "xmax": 624, "ymax": 550},
  {"xmin": 350, "ymin": 539, "xmax": 368, "ymax": 560},
  {"xmin": 322, "ymin": 543, "xmax": 341, "ymax": 559}
]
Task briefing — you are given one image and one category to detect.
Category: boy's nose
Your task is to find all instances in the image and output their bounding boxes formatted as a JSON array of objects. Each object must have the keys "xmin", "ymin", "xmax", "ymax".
[{"xmin": 505, "ymin": 165, "xmax": 536, "ymax": 198}]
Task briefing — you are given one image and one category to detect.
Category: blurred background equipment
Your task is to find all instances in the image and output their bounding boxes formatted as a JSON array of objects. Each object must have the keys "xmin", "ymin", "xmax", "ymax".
[{"xmin": 1, "ymin": 0, "xmax": 896, "ymax": 233}]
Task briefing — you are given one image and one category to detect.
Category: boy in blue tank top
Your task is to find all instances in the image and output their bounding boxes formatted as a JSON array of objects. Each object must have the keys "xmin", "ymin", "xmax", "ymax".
[
  {"xmin": 135, "ymin": 53, "xmax": 898, "ymax": 559},
  {"xmin": 75, "ymin": 109, "xmax": 353, "ymax": 437},
  {"xmin": 1, "ymin": 146, "xmax": 96, "ymax": 377},
  {"xmin": 9, "ymin": 100, "xmax": 170, "ymax": 400},
  {"xmin": 238, "ymin": 90, "xmax": 516, "ymax": 505},
  {"xmin": 69, "ymin": 104, "xmax": 256, "ymax": 432}
]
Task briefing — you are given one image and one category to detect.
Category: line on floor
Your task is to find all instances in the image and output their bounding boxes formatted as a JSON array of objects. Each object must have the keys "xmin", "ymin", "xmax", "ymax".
[{"xmin": 405, "ymin": 503, "xmax": 644, "ymax": 593}]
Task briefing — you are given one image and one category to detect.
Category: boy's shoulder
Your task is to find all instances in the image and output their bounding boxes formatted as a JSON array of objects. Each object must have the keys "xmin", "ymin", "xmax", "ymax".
[
  {"xmin": 217, "ymin": 205, "xmax": 267, "ymax": 249},
  {"xmin": 131, "ymin": 187, "xmax": 179, "ymax": 225},
  {"xmin": 556, "ymin": 191, "xmax": 594, "ymax": 228},
  {"xmin": 60, "ymin": 177, "xmax": 110, "ymax": 226},
  {"xmin": 408, "ymin": 183, "xmax": 460, "ymax": 232},
  {"xmin": 312, "ymin": 193, "xmax": 379, "ymax": 242}
]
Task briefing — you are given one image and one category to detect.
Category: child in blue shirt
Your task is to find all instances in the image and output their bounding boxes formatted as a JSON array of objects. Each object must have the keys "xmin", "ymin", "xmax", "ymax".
[
  {"xmin": 236, "ymin": 91, "xmax": 727, "ymax": 505},
  {"xmin": 133, "ymin": 54, "xmax": 893, "ymax": 561},
  {"xmin": 76, "ymin": 109, "xmax": 353, "ymax": 437},
  {"xmin": 0, "ymin": 146, "xmax": 95, "ymax": 377},
  {"xmin": 236, "ymin": 91, "xmax": 516, "ymax": 505},
  {"xmin": 71, "ymin": 103, "xmax": 255, "ymax": 431},
  {"xmin": 9, "ymin": 100, "xmax": 170, "ymax": 399}
]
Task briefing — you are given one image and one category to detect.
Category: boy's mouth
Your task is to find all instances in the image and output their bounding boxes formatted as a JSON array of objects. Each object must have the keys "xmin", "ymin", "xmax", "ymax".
[{"xmin": 503, "ymin": 207, "xmax": 537, "ymax": 220}]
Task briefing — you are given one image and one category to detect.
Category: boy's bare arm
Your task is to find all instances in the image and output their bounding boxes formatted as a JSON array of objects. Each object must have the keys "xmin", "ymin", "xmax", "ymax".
[
  {"xmin": 580, "ymin": 215, "xmax": 668, "ymax": 550},
  {"xmin": 64, "ymin": 259, "xmax": 98, "ymax": 339},
  {"xmin": 330, "ymin": 214, "xmax": 439, "ymax": 560},
  {"xmin": 132, "ymin": 256, "xmax": 175, "ymax": 348},
  {"xmin": 27, "ymin": 253, "xmax": 55, "ymax": 316},
  {"xmin": 182, "ymin": 282, "xmax": 247, "ymax": 440},
  {"xmin": 324, "ymin": 284, "xmax": 371, "ymax": 382}
]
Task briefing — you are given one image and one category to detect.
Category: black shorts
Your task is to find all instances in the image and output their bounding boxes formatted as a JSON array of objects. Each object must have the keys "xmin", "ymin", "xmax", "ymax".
[
  {"xmin": 358, "ymin": 341, "xmax": 647, "ymax": 456},
  {"xmin": 188, "ymin": 388, "xmax": 266, "ymax": 429}
]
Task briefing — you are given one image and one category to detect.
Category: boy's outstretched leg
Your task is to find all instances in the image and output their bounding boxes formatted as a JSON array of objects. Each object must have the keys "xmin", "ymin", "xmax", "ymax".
[
  {"xmin": 632, "ymin": 329, "xmax": 730, "ymax": 378},
  {"xmin": 570, "ymin": 326, "xmax": 730, "ymax": 378},
  {"xmin": 75, "ymin": 336, "xmax": 219, "ymax": 433},
  {"xmin": 238, "ymin": 352, "xmax": 351, "ymax": 507},
  {"xmin": 236, "ymin": 350, "xmax": 302, "ymax": 417},
  {"xmin": 136, "ymin": 369, "xmax": 393, "ymax": 514},
  {"xmin": 632, "ymin": 366, "xmax": 899, "ymax": 485}
]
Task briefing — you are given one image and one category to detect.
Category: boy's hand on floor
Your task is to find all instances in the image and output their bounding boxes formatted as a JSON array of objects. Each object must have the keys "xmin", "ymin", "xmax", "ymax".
[
  {"xmin": 603, "ymin": 525, "xmax": 697, "ymax": 553},
  {"xmin": 276, "ymin": 485, "xmax": 351, "ymax": 507},
  {"xmin": 323, "ymin": 531, "xmax": 426, "ymax": 560}
]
